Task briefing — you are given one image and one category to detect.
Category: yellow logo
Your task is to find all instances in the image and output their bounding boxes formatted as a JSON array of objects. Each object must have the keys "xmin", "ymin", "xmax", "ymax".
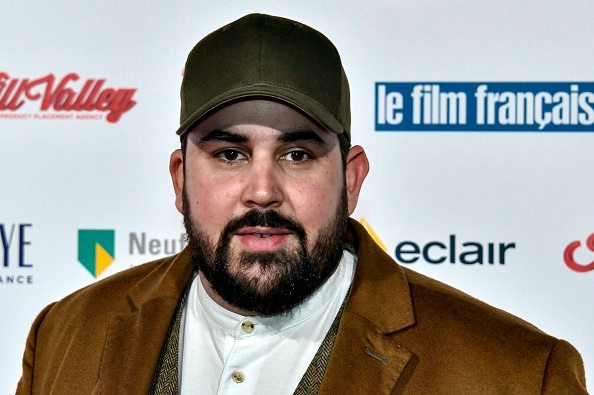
[{"xmin": 358, "ymin": 218, "xmax": 387, "ymax": 252}]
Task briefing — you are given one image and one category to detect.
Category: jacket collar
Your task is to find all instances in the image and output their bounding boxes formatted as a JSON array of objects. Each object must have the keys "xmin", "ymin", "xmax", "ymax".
[
  {"xmin": 126, "ymin": 247, "xmax": 194, "ymax": 309},
  {"xmin": 318, "ymin": 219, "xmax": 417, "ymax": 394},
  {"xmin": 344, "ymin": 218, "xmax": 416, "ymax": 334}
]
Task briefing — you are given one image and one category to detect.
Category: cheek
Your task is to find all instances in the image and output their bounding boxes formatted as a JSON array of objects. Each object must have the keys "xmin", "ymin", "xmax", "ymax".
[
  {"xmin": 185, "ymin": 176, "xmax": 240, "ymax": 236},
  {"xmin": 288, "ymin": 173, "xmax": 342, "ymax": 232}
]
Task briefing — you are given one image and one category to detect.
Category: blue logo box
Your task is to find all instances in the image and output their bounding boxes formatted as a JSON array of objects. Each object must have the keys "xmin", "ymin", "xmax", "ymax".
[{"xmin": 375, "ymin": 82, "xmax": 594, "ymax": 132}]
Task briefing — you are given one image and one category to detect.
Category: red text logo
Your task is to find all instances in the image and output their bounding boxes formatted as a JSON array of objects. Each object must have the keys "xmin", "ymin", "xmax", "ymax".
[
  {"xmin": 564, "ymin": 233, "xmax": 594, "ymax": 272},
  {"xmin": 0, "ymin": 72, "xmax": 137, "ymax": 122}
]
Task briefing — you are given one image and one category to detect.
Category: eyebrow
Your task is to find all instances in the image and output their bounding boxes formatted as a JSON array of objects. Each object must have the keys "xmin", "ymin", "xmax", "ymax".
[
  {"xmin": 277, "ymin": 129, "xmax": 326, "ymax": 146},
  {"xmin": 198, "ymin": 130, "xmax": 248, "ymax": 145},
  {"xmin": 198, "ymin": 128, "xmax": 327, "ymax": 146}
]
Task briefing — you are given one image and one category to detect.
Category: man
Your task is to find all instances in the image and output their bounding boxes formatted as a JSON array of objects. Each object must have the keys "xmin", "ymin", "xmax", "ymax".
[{"xmin": 17, "ymin": 13, "xmax": 588, "ymax": 395}]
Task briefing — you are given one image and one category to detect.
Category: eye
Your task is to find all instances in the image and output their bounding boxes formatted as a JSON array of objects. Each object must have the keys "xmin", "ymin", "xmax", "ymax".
[
  {"xmin": 216, "ymin": 149, "xmax": 245, "ymax": 162},
  {"xmin": 282, "ymin": 150, "xmax": 311, "ymax": 162}
]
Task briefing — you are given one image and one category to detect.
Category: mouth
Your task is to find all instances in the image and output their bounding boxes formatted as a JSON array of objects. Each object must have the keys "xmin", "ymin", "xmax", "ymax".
[
  {"xmin": 235, "ymin": 227, "xmax": 292, "ymax": 236},
  {"xmin": 234, "ymin": 227, "xmax": 293, "ymax": 251},
  {"xmin": 253, "ymin": 233, "xmax": 273, "ymax": 238}
]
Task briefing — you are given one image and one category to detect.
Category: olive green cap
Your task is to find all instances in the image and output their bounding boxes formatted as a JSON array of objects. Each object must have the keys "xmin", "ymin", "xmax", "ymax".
[{"xmin": 176, "ymin": 13, "xmax": 351, "ymax": 141}]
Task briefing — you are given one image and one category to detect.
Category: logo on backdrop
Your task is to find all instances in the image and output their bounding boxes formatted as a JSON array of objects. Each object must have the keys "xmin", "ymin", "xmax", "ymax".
[
  {"xmin": 76, "ymin": 229, "xmax": 187, "ymax": 279},
  {"xmin": 375, "ymin": 82, "xmax": 594, "ymax": 131},
  {"xmin": 0, "ymin": 72, "xmax": 137, "ymax": 122},
  {"xmin": 358, "ymin": 219, "xmax": 516, "ymax": 265},
  {"xmin": 395, "ymin": 235, "xmax": 516, "ymax": 265},
  {"xmin": 78, "ymin": 229, "xmax": 115, "ymax": 278},
  {"xmin": 564, "ymin": 232, "xmax": 594, "ymax": 272},
  {"xmin": 0, "ymin": 223, "xmax": 33, "ymax": 285},
  {"xmin": 359, "ymin": 218, "xmax": 387, "ymax": 252}
]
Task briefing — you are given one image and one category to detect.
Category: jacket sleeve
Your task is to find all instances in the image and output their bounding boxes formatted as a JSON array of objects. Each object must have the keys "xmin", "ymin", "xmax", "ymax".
[
  {"xmin": 15, "ymin": 303, "xmax": 56, "ymax": 395},
  {"xmin": 541, "ymin": 338, "xmax": 589, "ymax": 394}
]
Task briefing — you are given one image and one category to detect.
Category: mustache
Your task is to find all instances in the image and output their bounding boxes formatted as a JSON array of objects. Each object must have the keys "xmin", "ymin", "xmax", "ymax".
[{"xmin": 221, "ymin": 210, "xmax": 307, "ymax": 240}]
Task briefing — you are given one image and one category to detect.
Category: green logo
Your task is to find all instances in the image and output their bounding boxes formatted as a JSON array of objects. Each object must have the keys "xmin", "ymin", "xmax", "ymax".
[{"xmin": 78, "ymin": 229, "xmax": 115, "ymax": 278}]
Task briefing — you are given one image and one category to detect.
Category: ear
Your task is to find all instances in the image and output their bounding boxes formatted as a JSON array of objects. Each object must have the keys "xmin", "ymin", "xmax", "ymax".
[
  {"xmin": 344, "ymin": 145, "xmax": 369, "ymax": 215},
  {"xmin": 170, "ymin": 149, "xmax": 185, "ymax": 214}
]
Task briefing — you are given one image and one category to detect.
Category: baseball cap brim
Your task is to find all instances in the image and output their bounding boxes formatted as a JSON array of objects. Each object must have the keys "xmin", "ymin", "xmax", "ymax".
[{"xmin": 175, "ymin": 85, "xmax": 344, "ymax": 137}]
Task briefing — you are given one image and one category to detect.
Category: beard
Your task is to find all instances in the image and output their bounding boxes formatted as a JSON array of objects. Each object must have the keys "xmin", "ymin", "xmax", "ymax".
[{"xmin": 182, "ymin": 187, "xmax": 348, "ymax": 316}]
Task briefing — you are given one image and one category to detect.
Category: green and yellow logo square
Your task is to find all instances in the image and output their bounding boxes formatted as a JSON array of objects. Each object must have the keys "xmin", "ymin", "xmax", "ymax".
[{"xmin": 78, "ymin": 229, "xmax": 115, "ymax": 278}]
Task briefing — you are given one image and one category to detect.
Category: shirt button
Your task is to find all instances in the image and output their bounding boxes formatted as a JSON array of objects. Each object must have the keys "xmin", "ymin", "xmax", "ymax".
[
  {"xmin": 241, "ymin": 320, "xmax": 254, "ymax": 333},
  {"xmin": 232, "ymin": 370, "xmax": 245, "ymax": 383}
]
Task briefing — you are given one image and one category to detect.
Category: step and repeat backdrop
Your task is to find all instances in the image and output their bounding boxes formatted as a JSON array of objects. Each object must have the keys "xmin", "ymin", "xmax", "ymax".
[{"xmin": 1, "ymin": 1, "xmax": 592, "ymax": 391}]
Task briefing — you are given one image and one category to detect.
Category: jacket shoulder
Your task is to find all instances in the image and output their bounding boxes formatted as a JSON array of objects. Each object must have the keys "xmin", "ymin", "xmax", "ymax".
[
  {"xmin": 395, "ymin": 266, "xmax": 587, "ymax": 393},
  {"xmin": 401, "ymin": 266, "xmax": 543, "ymax": 334},
  {"xmin": 18, "ymin": 251, "xmax": 194, "ymax": 394},
  {"xmin": 51, "ymin": 255, "xmax": 175, "ymax": 316},
  {"xmin": 37, "ymin": 249, "xmax": 193, "ymax": 336}
]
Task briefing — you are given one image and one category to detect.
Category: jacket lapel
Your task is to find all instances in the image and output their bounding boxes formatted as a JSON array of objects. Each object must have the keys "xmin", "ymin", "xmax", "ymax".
[
  {"xmin": 93, "ymin": 250, "xmax": 194, "ymax": 395},
  {"xmin": 318, "ymin": 310, "xmax": 416, "ymax": 395},
  {"xmin": 319, "ymin": 219, "xmax": 417, "ymax": 394}
]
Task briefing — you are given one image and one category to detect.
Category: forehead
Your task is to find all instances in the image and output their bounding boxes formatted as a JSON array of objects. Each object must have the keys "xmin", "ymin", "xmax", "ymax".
[{"xmin": 188, "ymin": 98, "xmax": 336, "ymax": 140}]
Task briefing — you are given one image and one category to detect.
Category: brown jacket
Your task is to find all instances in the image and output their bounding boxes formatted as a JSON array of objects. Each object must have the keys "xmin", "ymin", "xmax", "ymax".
[{"xmin": 17, "ymin": 219, "xmax": 588, "ymax": 394}]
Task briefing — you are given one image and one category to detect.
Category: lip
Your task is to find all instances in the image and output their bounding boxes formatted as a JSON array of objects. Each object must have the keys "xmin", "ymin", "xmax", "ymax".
[
  {"xmin": 234, "ymin": 227, "xmax": 292, "ymax": 251},
  {"xmin": 235, "ymin": 227, "xmax": 291, "ymax": 236}
]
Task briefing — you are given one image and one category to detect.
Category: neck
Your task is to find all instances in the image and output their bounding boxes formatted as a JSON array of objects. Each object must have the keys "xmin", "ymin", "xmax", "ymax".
[{"xmin": 198, "ymin": 272, "xmax": 259, "ymax": 316}]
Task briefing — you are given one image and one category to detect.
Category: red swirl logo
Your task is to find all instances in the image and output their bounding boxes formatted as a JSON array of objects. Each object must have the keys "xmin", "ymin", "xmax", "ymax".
[{"xmin": 564, "ymin": 233, "xmax": 594, "ymax": 272}]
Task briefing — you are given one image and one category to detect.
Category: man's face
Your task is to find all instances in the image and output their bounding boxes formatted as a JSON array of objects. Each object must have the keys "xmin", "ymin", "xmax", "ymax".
[{"xmin": 170, "ymin": 99, "xmax": 367, "ymax": 316}]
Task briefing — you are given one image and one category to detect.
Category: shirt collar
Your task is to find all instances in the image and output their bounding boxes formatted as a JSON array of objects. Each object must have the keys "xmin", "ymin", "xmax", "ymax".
[{"xmin": 195, "ymin": 250, "xmax": 356, "ymax": 336}]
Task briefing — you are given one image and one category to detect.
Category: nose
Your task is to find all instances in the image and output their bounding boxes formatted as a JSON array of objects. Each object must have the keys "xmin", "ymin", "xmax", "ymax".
[{"xmin": 241, "ymin": 157, "xmax": 284, "ymax": 209}]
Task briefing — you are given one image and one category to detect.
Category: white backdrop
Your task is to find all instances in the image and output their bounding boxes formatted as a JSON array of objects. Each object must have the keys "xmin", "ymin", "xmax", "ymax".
[{"xmin": 1, "ymin": 1, "xmax": 592, "ymax": 392}]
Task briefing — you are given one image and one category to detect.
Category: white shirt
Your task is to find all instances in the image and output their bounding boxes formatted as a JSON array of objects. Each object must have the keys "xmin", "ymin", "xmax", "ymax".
[{"xmin": 178, "ymin": 250, "xmax": 356, "ymax": 395}]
